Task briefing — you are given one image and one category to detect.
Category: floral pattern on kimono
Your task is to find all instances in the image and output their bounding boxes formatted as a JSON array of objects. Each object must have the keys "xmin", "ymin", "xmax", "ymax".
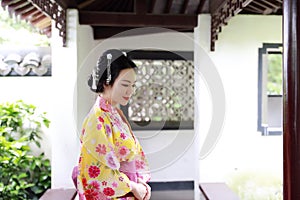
[{"xmin": 77, "ymin": 96, "xmax": 151, "ymax": 200}]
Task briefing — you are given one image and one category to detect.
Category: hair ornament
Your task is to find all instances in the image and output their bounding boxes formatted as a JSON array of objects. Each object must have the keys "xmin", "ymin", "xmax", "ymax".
[
  {"xmin": 122, "ymin": 51, "xmax": 127, "ymax": 57},
  {"xmin": 92, "ymin": 58, "xmax": 100, "ymax": 90},
  {"xmin": 106, "ymin": 53, "xmax": 112, "ymax": 85},
  {"xmin": 91, "ymin": 69, "xmax": 97, "ymax": 90}
]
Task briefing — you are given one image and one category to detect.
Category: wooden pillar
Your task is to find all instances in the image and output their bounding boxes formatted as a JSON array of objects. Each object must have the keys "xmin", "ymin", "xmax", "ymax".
[{"xmin": 283, "ymin": 0, "xmax": 300, "ymax": 199}]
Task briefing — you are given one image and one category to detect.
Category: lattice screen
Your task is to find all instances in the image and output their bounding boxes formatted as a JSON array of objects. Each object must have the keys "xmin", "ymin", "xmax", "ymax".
[{"xmin": 127, "ymin": 59, "xmax": 194, "ymax": 124}]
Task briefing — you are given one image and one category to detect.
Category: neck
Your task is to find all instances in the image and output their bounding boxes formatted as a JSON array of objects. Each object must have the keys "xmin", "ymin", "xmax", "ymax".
[{"xmin": 99, "ymin": 94, "xmax": 117, "ymax": 107}]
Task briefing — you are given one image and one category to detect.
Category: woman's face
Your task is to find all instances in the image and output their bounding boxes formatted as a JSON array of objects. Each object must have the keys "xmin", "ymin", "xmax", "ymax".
[{"xmin": 105, "ymin": 68, "xmax": 136, "ymax": 106}]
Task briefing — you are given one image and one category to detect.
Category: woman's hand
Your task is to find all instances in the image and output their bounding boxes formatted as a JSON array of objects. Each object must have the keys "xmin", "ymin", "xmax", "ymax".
[
  {"xmin": 138, "ymin": 178, "xmax": 151, "ymax": 200},
  {"xmin": 130, "ymin": 181, "xmax": 147, "ymax": 200}
]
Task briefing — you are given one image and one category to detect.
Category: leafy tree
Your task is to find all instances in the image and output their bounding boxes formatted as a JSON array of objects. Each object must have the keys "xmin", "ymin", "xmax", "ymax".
[
  {"xmin": 0, "ymin": 101, "xmax": 51, "ymax": 199},
  {"xmin": 267, "ymin": 54, "xmax": 282, "ymax": 95},
  {"xmin": 0, "ymin": 6, "xmax": 50, "ymax": 46}
]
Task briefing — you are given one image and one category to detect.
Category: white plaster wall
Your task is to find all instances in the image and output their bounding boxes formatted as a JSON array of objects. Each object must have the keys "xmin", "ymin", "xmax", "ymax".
[
  {"xmin": 50, "ymin": 10, "xmax": 80, "ymax": 188},
  {"xmin": 195, "ymin": 14, "xmax": 283, "ymax": 183}
]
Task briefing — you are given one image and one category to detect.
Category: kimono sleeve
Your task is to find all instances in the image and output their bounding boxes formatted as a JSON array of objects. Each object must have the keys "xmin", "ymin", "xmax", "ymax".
[{"xmin": 78, "ymin": 108, "xmax": 132, "ymax": 198}]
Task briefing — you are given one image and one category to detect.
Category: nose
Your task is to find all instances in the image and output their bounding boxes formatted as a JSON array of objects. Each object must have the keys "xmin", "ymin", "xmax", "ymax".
[{"xmin": 126, "ymin": 85, "xmax": 135, "ymax": 96}]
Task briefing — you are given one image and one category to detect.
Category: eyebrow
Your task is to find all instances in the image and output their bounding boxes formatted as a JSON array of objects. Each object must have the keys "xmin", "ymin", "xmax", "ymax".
[{"xmin": 121, "ymin": 80, "xmax": 136, "ymax": 84}]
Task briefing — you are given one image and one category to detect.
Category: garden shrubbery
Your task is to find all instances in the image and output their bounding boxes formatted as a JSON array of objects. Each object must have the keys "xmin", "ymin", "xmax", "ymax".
[{"xmin": 0, "ymin": 100, "xmax": 51, "ymax": 199}]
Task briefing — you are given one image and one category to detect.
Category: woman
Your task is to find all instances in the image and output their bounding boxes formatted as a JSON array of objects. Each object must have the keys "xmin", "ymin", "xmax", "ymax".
[{"xmin": 76, "ymin": 49, "xmax": 151, "ymax": 200}]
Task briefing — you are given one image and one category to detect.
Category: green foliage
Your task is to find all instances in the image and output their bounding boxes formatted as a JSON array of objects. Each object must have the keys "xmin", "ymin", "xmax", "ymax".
[
  {"xmin": 0, "ymin": 6, "xmax": 50, "ymax": 46},
  {"xmin": 267, "ymin": 54, "xmax": 283, "ymax": 95},
  {"xmin": 227, "ymin": 170, "xmax": 282, "ymax": 200},
  {"xmin": 0, "ymin": 100, "xmax": 51, "ymax": 199}
]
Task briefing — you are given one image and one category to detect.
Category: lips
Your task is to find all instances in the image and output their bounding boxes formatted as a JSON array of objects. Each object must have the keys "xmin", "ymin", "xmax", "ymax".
[{"xmin": 123, "ymin": 97, "xmax": 130, "ymax": 101}]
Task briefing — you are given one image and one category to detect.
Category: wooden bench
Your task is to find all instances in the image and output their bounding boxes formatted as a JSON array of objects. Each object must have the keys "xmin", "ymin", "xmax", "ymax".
[
  {"xmin": 39, "ymin": 188, "xmax": 77, "ymax": 200},
  {"xmin": 199, "ymin": 183, "xmax": 240, "ymax": 200}
]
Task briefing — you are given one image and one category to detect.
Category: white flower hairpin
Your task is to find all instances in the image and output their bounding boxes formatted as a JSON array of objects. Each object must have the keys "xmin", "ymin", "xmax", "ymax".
[{"xmin": 106, "ymin": 53, "xmax": 112, "ymax": 85}]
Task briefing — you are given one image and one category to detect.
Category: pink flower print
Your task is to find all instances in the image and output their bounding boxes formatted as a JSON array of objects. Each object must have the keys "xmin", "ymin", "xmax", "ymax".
[
  {"xmin": 112, "ymin": 182, "xmax": 118, "ymax": 188},
  {"xmin": 84, "ymin": 189, "xmax": 97, "ymax": 200},
  {"xmin": 89, "ymin": 181, "xmax": 100, "ymax": 190},
  {"xmin": 96, "ymin": 124, "xmax": 102, "ymax": 130},
  {"xmin": 105, "ymin": 125, "xmax": 112, "ymax": 136},
  {"xmin": 84, "ymin": 188, "xmax": 106, "ymax": 200},
  {"xmin": 135, "ymin": 160, "xmax": 145, "ymax": 170},
  {"xmin": 82, "ymin": 177, "xmax": 88, "ymax": 188},
  {"xmin": 120, "ymin": 133, "xmax": 127, "ymax": 140},
  {"xmin": 98, "ymin": 116, "xmax": 104, "ymax": 123},
  {"xmin": 88, "ymin": 165, "xmax": 100, "ymax": 178},
  {"xmin": 95, "ymin": 144, "xmax": 106, "ymax": 155},
  {"xmin": 102, "ymin": 181, "xmax": 107, "ymax": 186},
  {"xmin": 82, "ymin": 128, "xmax": 85, "ymax": 135},
  {"xmin": 79, "ymin": 193, "xmax": 85, "ymax": 200},
  {"xmin": 108, "ymin": 145, "xmax": 114, "ymax": 151},
  {"xmin": 138, "ymin": 175, "xmax": 144, "ymax": 179},
  {"xmin": 119, "ymin": 176, "xmax": 124, "ymax": 181},
  {"xmin": 118, "ymin": 146, "xmax": 129, "ymax": 158},
  {"xmin": 106, "ymin": 152, "xmax": 120, "ymax": 170},
  {"xmin": 113, "ymin": 118, "xmax": 122, "ymax": 127},
  {"xmin": 103, "ymin": 187, "xmax": 115, "ymax": 196},
  {"xmin": 99, "ymin": 97, "xmax": 111, "ymax": 112}
]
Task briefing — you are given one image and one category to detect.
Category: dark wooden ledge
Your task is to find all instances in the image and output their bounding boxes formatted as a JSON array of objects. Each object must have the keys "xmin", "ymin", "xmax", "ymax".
[
  {"xmin": 39, "ymin": 188, "xmax": 77, "ymax": 200},
  {"xmin": 199, "ymin": 183, "xmax": 240, "ymax": 200}
]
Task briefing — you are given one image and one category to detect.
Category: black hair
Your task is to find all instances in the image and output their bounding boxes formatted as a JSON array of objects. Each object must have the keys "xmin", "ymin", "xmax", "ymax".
[{"xmin": 88, "ymin": 49, "xmax": 137, "ymax": 93}]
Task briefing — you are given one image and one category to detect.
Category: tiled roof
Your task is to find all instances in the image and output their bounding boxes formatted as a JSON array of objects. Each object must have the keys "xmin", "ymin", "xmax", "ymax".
[{"xmin": 0, "ymin": 48, "xmax": 51, "ymax": 76}]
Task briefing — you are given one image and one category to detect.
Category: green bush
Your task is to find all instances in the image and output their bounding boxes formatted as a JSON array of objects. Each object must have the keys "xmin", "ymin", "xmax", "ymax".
[
  {"xmin": 0, "ymin": 100, "xmax": 51, "ymax": 199},
  {"xmin": 227, "ymin": 170, "xmax": 283, "ymax": 200}
]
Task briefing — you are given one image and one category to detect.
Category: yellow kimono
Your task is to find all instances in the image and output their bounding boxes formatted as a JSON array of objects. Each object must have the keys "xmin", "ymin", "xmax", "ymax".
[{"xmin": 77, "ymin": 96, "xmax": 150, "ymax": 200}]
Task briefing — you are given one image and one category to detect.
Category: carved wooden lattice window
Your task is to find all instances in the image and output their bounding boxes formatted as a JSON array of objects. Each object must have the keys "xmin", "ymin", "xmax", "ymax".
[{"xmin": 121, "ymin": 50, "xmax": 194, "ymax": 130}]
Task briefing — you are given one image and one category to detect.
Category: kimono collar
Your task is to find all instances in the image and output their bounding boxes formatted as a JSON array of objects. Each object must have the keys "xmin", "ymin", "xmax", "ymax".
[{"xmin": 97, "ymin": 95, "xmax": 116, "ymax": 113}]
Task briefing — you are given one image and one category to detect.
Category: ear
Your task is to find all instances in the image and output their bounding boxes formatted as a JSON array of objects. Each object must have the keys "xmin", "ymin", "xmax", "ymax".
[{"xmin": 103, "ymin": 83, "xmax": 111, "ymax": 90}]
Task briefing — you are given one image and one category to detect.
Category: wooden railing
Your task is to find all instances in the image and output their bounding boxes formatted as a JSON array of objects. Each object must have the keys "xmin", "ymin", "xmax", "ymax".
[
  {"xmin": 199, "ymin": 183, "xmax": 240, "ymax": 200},
  {"xmin": 39, "ymin": 188, "xmax": 77, "ymax": 200}
]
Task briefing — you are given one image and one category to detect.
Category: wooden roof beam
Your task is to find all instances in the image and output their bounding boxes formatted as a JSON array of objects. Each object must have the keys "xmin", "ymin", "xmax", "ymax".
[
  {"xmin": 55, "ymin": 0, "xmax": 77, "ymax": 9},
  {"xmin": 1, "ymin": 0, "xmax": 19, "ymax": 7},
  {"xmin": 30, "ymin": 15, "xmax": 47, "ymax": 25},
  {"xmin": 7, "ymin": 0, "xmax": 28, "ymax": 10},
  {"xmin": 20, "ymin": 7, "xmax": 39, "ymax": 19},
  {"xmin": 78, "ymin": 0, "xmax": 97, "ymax": 9},
  {"xmin": 243, "ymin": 7, "xmax": 262, "ymax": 13},
  {"xmin": 135, "ymin": 0, "xmax": 147, "ymax": 14},
  {"xmin": 251, "ymin": 1, "xmax": 272, "ymax": 10},
  {"xmin": 250, "ymin": 1, "xmax": 274, "ymax": 14},
  {"xmin": 197, "ymin": 0, "xmax": 209, "ymax": 13},
  {"xmin": 14, "ymin": 3, "xmax": 32, "ymax": 15},
  {"xmin": 93, "ymin": 27, "xmax": 135, "ymax": 39},
  {"xmin": 93, "ymin": 26, "xmax": 178, "ymax": 40},
  {"xmin": 242, "ymin": 0, "xmax": 255, "ymax": 8},
  {"xmin": 79, "ymin": 11, "xmax": 198, "ymax": 28},
  {"xmin": 149, "ymin": 0, "xmax": 156, "ymax": 13},
  {"xmin": 35, "ymin": 18, "xmax": 51, "ymax": 29},
  {"xmin": 260, "ymin": 0, "xmax": 281, "ymax": 9},
  {"xmin": 247, "ymin": 4, "xmax": 264, "ymax": 13},
  {"xmin": 164, "ymin": 0, "xmax": 173, "ymax": 13},
  {"xmin": 181, "ymin": 0, "xmax": 189, "ymax": 14}
]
